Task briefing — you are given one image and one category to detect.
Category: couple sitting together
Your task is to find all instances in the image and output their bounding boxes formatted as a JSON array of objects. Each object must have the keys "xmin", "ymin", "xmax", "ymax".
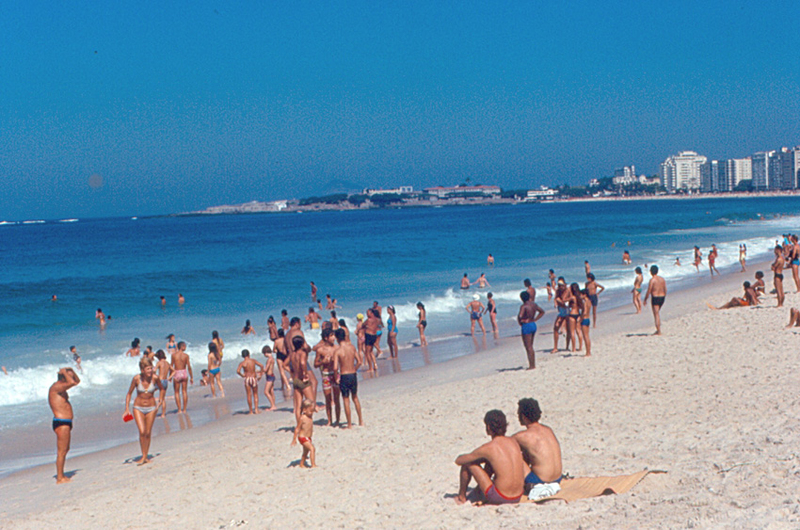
[{"xmin": 455, "ymin": 398, "xmax": 563, "ymax": 505}]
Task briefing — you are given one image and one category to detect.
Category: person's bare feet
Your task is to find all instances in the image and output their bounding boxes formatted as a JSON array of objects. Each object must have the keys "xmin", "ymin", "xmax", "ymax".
[
  {"xmin": 56, "ymin": 476, "xmax": 71, "ymax": 484},
  {"xmin": 138, "ymin": 457, "xmax": 150, "ymax": 466}
]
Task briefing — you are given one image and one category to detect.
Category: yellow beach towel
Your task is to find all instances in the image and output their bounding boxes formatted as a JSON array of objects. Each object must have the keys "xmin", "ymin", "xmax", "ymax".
[{"xmin": 527, "ymin": 469, "xmax": 666, "ymax": 504}]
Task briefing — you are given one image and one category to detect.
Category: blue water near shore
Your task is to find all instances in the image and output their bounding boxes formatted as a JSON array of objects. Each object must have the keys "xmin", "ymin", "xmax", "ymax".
[{"xmin": 0, "ymin": 197, "xmax": 798, "ymax": 432}]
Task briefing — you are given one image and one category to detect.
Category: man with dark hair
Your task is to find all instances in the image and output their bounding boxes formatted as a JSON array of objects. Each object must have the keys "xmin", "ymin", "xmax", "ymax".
[
  {"xmin": 49, "ymin": 367, "xmax": 80, "ymax": 484},
  {"xmin": 518, "ymin": 291, "xmax": 545, "ymax": 370},
  {"xmin": 643, "ymin": 265, "xmax": 667, "ymax": 335},
  {"xmin": 512, "ymin": 398, "xmax": 562, "ymax": 493},
  {"xmin": 455, "ymin": 410, "xmax": 527, "ymax": 505}
]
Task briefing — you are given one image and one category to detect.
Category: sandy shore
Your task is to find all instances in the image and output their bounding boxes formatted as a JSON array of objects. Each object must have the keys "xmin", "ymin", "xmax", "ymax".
[{"xmin": 3, "ymin": 264, "xmax": 800, "ymax": 528}]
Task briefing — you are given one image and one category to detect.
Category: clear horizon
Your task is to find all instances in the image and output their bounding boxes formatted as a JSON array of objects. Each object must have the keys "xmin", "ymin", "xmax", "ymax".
[{"xmin": 2, "ymin": 1, "xmax": 799, "ymax": 220}]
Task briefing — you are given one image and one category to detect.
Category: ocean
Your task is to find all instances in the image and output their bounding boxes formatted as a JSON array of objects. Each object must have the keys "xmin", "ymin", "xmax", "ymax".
[{"xmin": 0, "ymin": 196, "xmax": 797, "ymax": 471}]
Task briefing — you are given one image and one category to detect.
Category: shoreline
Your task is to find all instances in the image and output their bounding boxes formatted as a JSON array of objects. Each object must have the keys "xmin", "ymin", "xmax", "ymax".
[{"xmin": 1, "ymin": 259, "xmax": 786, "ymax": 526}]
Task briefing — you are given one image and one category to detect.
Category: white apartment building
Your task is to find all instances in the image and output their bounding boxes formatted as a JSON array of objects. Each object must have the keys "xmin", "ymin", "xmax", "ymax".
[
  {"xmin": 612, "ymin": 165, "xmax": 636, "ymax": 185},
  {"xmin": 721, "ymin": 158, "xmax": 752, "ymax": 191},
  {"xmin": 779, "ymin": 147, "xmax": 800, "ymax": 190},
  {"xmin": 661, "ymin": 151, "xmax": 707, "ymax": 192}
]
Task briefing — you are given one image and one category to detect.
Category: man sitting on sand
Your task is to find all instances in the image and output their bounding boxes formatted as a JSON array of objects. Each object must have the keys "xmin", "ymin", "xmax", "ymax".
[
  {"xmin": 709, "ymin": 281, "xmax": 760, "ymax": 310},
  {"xmin": 49, "ymin": 367, "xmax": 81, "ymax": 484},
  {"xmin": 455, "ymin": 410, "xmax": 527, "ymax": 505},
  {"xmin": 512, "ymin": 398, "xmax": 562, "ymax": 494}
]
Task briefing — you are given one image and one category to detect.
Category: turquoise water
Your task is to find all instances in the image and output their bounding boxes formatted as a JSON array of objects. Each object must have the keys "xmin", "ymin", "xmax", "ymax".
[{"xmin": 0, "ymin": 197, "xmax": 796, "ymax": 431}]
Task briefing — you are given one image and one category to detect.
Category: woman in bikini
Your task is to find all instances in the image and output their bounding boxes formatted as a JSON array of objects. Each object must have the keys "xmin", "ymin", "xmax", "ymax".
[
  {"xmin": 165, "ymin": 334, "xmax": 177, "ymax": 358},
  {"xmin": 567, "ymin": 283, "xmax": 582, "ymax": 352},
  {"xmin": 486, "ymin": 292, "xmax": 498, "ymax": 336},
  {"xmin": 416, "ymin": 303, "xmax": 428, "ymax": 346},
  {"xmin": 386, "ymin": 305, "xmax": 399, "ymax": 358},
  {"xmin": 632, "ymin": 267, "xmax": 644, "ymax": 314},
  {"xmin": 580, "ymin": 288, "xmax": 592, "ymax": 357},
  {"xmin": 207, "ymin": 342, "xmax": 225, "ymax": 398},
  {"xmin": 123, "ymin": 357, "xmax": 165, "ymax": 465},
  {"xmin": 551, "ymin": 279, "xmax": 570, "ymax": 353},
  {"xmin": 273, "ymin": 329, "xmax": 290, "ymax": 395}
]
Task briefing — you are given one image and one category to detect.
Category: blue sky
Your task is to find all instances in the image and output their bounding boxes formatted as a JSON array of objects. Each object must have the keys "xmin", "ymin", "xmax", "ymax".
[{"xmin": 1, "ymin": 1, "xmax": 798, "ymax": 219}]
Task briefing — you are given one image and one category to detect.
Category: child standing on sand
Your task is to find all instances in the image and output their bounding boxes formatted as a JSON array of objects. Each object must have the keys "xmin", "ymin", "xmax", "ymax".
[
  {"xmin": 155, "ymin": 350, "xmax": 171, "ymax": 417},
  {"xmin": 262, "ymin": 345, "xmax": 277, "ymax": 411},
  {"xmin": 293, "ymin": 399, "xmax": 316, "ymax": 468}
]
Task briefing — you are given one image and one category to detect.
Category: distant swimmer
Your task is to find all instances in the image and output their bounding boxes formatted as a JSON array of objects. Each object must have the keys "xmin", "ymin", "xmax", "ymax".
[
  {"xmin": 622, "ymin": 250, "xmax": 631, "ymax": 264},
  {"xmin": 1, "ymin": 366, "xmax": 7, "ymax": 375},
  {"xmin": 95, "ymin": 308, "xmax": 106, "ymax": 328},
  {"xmin": 772, "ymin": 245, "xmax": 786, "ymax": 307},
  {"xmin": 178, "ymin": 293, "xmax": 185, "ymax": 305},
  {"xmin": 51, "ymin": 294, "xmax": 57, "ymax": 302},
  {"xmin": 486, "ymin": 293, "xmax": 498, "ymax": 336},
  {"xmin": 739, "ymin": 244, "xmax": 747, "ymax": 272},
  {"xmin": 126, "ymin": 338, "xmax": 141, "ymax": 357},
  {"xmin": 329, "ymin": 311, "xmax": 339, "ymax": 329},
  {"xmin": 473, "ymin": 273, "xmax": 491, "ymax": 289},
  {"xmin": 461, "ymin": 273, "xmax": 471, "ymax": 290},
  {"xmin": 69, "ymin": 346, "xmax": 82, "ymax": 373},
  {"xmin": 49, "ymin": 367, "xmax": 80, "ymax": 484},
  {"xmin": 236, "ymin": 349, "xmax": 264, "ymax": 415},
  {"xmin": 334, "ymin": 327, "xmax": 364, "ymax": 428},
  {"xmin": 708, "ymin": 281, "xmax": 759, "ymax": 310},
  {"xmin": 325, "ymin": 294, "xmax": 334, "ymax": 310},
  {"xmin": 306, "ymin": 307, "xmax": 321, "ymax": 330},
  {"xmin": 523, "ymin": 278, "xmax": 536, "ymax": 302},
  {"xmin": 123, "ymin": 357, "xmax": 165, "ymax": 466},
  {"xmin": 416, "ymin": 302, "xmax": 428, "ymax": 346},
  {"xmin": 643, "ymin": 265, "xmax": 667, "ymax": 335},
  {"xmin": 693, "ymin": 246, "xmax": 702, "ymax": 272},
  {"xmin": 170, "ymin": 341, "xmax": 193, "ymax": 413},
  {"xmin": 674, "ymin": 257, "xmax": 681, "ymax": 266},
  {"xmin": 242, "ymin": 319, "xmax": 256, "ymax": 335},
  {"xmin": 310, "ymin": 281, "xmax": 318, "ymax": 302},
  {"xmin": 512, "ymin": 398, "xmax": 562, "ymax": 496},
  {"xmin": 455, "ymin": 410, "xmax": 527, "ymax": 505},
  {"xmin": 487, "ymin": 254, "xmax": 495, "ymax": 266},
  {"xmin": 584, "ymin": 273, "xmax": 604, "ymax": 328},
  {"xmin": 632, "ymin": 267, "xmax": 644, "ymax": 314},
  {"xmin": 466, "ymin": 294, "xmax": 486, "ymax": 336},
  {"xmin": 160, "ymin": 295, "xmax": 166, "ymax": 307},
  {"xmin": 708, "ymin": 246, "xmax": 719, "ymax": 276},
  {"xmin": 517, "ymin": 290, "xmax": 544, "ymax": 370}
]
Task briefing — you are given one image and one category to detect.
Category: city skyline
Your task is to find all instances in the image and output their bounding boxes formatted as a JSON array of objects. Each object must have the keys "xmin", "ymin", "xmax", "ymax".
[{"xmin": 2, "ymin": 1, "xmax": 799, "ymax": 220}]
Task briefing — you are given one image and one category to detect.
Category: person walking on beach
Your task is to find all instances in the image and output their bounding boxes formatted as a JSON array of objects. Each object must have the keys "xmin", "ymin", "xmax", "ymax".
[
  {"xmin": 154, "ymin": 350, "xmax": 171, "ymax": 417},
  {"xmin": 313, "ymin": 329, "xmax": 340, "ymax": 426},
  {"xmin": 739, "ymin": 244, "xmax": 747, "ymax": 272},
  {"xmin": 236, "ymin": 349, "xmax": 264, "ymax": 415},
  {"xmin": 584, "ymin": 273, "xmax": 604, "ymax": 328},
  {"xmin": 207, "ymin": 342, "xmax": 225, "ymax": 398},
  {"xmin": 708, "ymin": 247, "xmax": 719, "ymax": 276},
  {"xmin": 123, "ymin": 357, "xmax": 165, "ymax": 465},
  {"xmin": 580, "ymin": 289, "xmax": 592, "ymax": 357},
  {"xmin": 362, "ymin": 309, "xmax": 380, "ymax": 370},
  {"xmin": 211, "ymin": 330, "xmax": 225, "ymax": 360},
  {"xmin": 260, "ymin": 346, "xmax": 278, "ymax": 410},
  {"xmin": 693, "ymin": 246, "xmax": 702, "ymax": 272},
  {"xmin": 293, "ymin": 399, "xmax": 316, "ymax": 468},
  {"xmin": 170, "ymin": 341, "xmax": 193, "ymax": 413},
  {"xmin": 512, "ymin": 398, "xmax": 562, "ymax": 494},
  {"xmin": 49, "ymin": 367, "xmax": 80, "ymax": 484},
  {"xmin": 632, "ymin": 267, "xmax": 644, "ymax": 314},
  {"xmin": 455, "ymin": 410, "xmax": 527, "ymax": 505},
  {"xmin": 486, "ymin": 293, "xmax": 498, "ymax": 337},
  {"xmin": 273, "ymin": 328, "xmax": 290, "ymax": 394},
  {"xmin": 334, "ymin": 328, "xmax": 364, "ymax": 428},
  {"xmin": 386, "ymin": 305, "xmax": 399, "ymax": 358},
  {"xmin": 466, "ymin": 294, "xmax": 486, "ymax": 336},
  {"xmin": 643, "ymin": 265, "xmax": 667, "ymax": 335},
  {"xmin": 772, "ymin": 245, "xmax": 786, "ymax": 307},
  {"xmin": 416, "ymin": 302, "xmax": 428, "ymax": 346},
  {"xmin": 517, "ymin": 291, "xmax": 544, "ymax": 369}
]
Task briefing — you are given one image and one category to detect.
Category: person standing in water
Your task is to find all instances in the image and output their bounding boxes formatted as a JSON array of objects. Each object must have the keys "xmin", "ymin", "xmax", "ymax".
[
  {"xmin": 460, "ymin": 273, "xmax": 471, "ymax": 290},
  {"xmin": 386, "ymin": 305, "xmax": 399, "ymax": 358},
  {"xmin": 416, "ymin": 302, "xmax": 428, "ymax": 346},
  {"xmin": 486, "ymin": 292, "xmax": 498, "ymax": 336},
  {"xmin": 487, "ymin": 254, "xmax": 494, "ymax": 266},
  {"xmin": 49, "ymin": 367, "xmax": 80, "ymax": 483},
  {"xmin": 466, "ymin": 294, "xmax": 486, "ymax": 336}
]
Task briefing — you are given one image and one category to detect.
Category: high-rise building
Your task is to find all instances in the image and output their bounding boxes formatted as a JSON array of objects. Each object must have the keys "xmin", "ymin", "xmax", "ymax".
[
  {"xmin": 661, "ymin": 151, "xmax": 707, "ymax": 192},
  {"xmin": 700, "ymin": 160, "xmax": 720, "ymax": 193},
  {"xmin": 722, "ymin": 158, "xmax": 752, "ymax": 191},
  {"xmin": 751, "ymin": 151, "xmax": 776, "ymax": 190},
  {"xmin": 778, "ymin": 147, "xmax": 800, "ymax": 190}
]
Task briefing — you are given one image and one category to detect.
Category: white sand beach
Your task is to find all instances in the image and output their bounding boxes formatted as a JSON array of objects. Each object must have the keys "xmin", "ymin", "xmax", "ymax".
[{"xmin": 2, "ymin": 266, "xmax": 800, "ymax": 528}]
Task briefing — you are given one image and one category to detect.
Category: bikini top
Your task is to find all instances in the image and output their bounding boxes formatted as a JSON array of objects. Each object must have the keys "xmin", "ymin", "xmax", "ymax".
[{"xmin": 136, "ymin": 377, "xmax": 157, "ymax": 395}]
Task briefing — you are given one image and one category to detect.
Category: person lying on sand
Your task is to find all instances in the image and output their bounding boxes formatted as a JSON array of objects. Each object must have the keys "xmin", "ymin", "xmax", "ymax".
[
  {"xmin": 512, "ymin": 398, "xmax": 562, "ymax": 494},
  {"xmin": 707, "ymin": 282, "xmax": 760, "ymax": 310},
  {"xmin": 455, "ymin": 410, "xmax": 527, "ymax": 505}
]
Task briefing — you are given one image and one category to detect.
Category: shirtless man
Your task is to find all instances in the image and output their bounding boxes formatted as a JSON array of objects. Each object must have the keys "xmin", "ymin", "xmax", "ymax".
[
  {"xmin": 455, "ymin": 410, "xmax": 527, "ymax": 505},
  {"xmin": 362, "ymin": 309, "xmax": 380, "ymax": 371},
  {"xmin": 709, "ymin": 281, "xmax": 760, "ymax": 310},
  {"xmin": 49, "ymin": 367, "xmax": 80, "ymax": 484},
  {"xmin": 460, "ymin": 273, "xmax": 471, "ymax": 290},
  {"xmin": 487, "ymin": 254, "xmax": 494, "ymax": 266},
  {"xmin": 546, "ymin": 270, "xmax": 556, "ymax": 301},
  {"xmin": 643, "ymin": 265, "xmax": 667, "ymax": 335},
  {"xmin": 280, "ymin": 309, "xmax": 290, "ymax": 331},
  {"xmin": 306, "ymin": 307, "xmax": 322, "ymax": 330},
  {"xmin": 310, "ymin": 281, "xmax": 318, "ymax": 302},
  {"xmin": 313, "ymin": 329, "xmax": 341, "ymax": 426},
  {"xmin": 518, "ymin": 291, "xmax": 545, "ymax": 370},
  {"xmin": 466, "ymin": 294, "xmax": 486, "ymax": 335},
  {"xmin": 512, "ymin": 398, "xmax": 562, "ymax": 493},
  {"xmin": 772, "ymin": 245, "xmax": 786, "ymax": 307},
  {"xmin": 236, "ymin": 349, "xmax": 264, "ymax": 414},
  {"xmin": 95, "ymin": 308, "xmax": 106, "ymax": 328},
  {"xmin": 333, "ymin": 328, "xmax": 363, "ymax": 428},
  {"xmin": 523, "ymin": 278, "xmax": 536, "ymax": 302},
  {"xmin": 584, "ymin": 273, "xmax": 605, "ymax": 328},
  {"xmin": 170, "ymin": 341, "xmax": 193, "ymax": 413}
]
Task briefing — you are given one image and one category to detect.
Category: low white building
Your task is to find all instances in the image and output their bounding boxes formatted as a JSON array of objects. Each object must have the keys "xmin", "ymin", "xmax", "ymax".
[
  {"xmin": 525, "ymin": 188, "xmax": 558, "ymax": 201},
  {"xmin": 362, "ymin": 186, "xmax": 413, "ymax": 196},
  {"xmin": 423, "ymin": 185, "xmax": 501, "ymax": 198}
]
